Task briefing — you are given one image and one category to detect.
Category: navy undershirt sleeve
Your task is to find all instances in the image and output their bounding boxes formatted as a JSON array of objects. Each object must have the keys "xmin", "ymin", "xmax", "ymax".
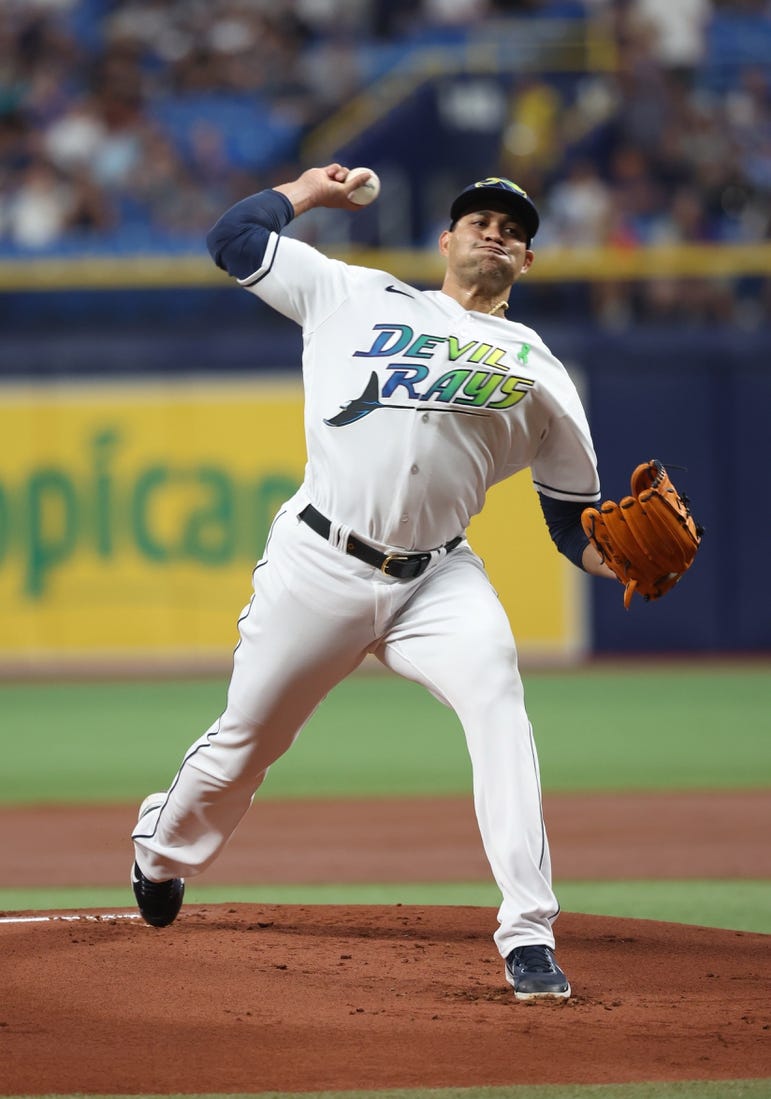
[
  {"xmin": 206, "ymin": 190, "xmax": 295, "ymax": 280},
  {"xmin": 538, "ymin": 493, "xmax": 592, "ymax": 570}
]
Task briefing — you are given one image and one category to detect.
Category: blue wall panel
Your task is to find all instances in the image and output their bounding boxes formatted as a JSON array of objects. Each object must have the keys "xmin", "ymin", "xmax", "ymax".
[
  {"xmin": 733, "ymin": 367, "xmax": 771, "ymax": 649},
  {"xmin": 582, "ymin": 352, "xmax": 722, "ymax": 653},
  {"xmin": 562, "ymin": 328, "xmax": 769, "ymax": 654}
]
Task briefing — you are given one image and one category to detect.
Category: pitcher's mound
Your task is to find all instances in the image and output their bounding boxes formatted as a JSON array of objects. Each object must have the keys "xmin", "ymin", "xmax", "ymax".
[{"xmin": 3, "ymin": 905, "xmax": 768, "ymax": 1094}]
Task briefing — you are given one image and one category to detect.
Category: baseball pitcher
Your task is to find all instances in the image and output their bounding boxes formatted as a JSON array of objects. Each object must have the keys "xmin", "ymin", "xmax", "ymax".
[{"xmin": 131, "ymin": 166, "xmax": 701, "ymax": 1000}]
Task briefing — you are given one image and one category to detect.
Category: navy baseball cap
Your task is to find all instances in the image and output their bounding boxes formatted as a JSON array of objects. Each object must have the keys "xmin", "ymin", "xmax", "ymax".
[{"xmin": 450, "ymin": 177, "xmax": 539, "ymax": 242}]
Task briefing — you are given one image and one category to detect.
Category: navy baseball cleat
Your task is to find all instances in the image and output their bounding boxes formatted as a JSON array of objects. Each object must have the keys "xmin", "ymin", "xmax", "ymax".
[
  {"xmin": 505, "ymin": 944, "xmax": 571, "ymax": 1001},
  {"xmin": 131, "ymin": 861, "xmax": 184, "ymax": 927},
  {"xmin": 131, "ymin": 793, "xmax": 184, "ymax": 927}
]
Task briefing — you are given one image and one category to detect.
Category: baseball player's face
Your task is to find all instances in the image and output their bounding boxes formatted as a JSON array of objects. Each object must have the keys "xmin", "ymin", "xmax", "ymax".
[{"xmin": 439, "ymin": 207, "xmax": 533, "ymax": 292}]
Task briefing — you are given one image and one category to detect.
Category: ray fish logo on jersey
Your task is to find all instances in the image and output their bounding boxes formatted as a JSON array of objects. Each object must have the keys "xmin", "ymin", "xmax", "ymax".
[{"xmin": 324, "ymin": 324, "xmax": 534, "ymax": 426}]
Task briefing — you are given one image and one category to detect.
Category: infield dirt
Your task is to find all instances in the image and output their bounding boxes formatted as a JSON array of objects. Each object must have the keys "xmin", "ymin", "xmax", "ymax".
[{"xmin": 2, "ymin": 791, "xmax": 770, "ymax": 1093}]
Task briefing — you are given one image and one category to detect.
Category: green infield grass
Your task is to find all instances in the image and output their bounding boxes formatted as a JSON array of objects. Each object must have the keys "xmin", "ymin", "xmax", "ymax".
[
  {"xmin": 1, "ymin": 664, "xmax": 769, "ymax": 804},
  {"xmin": 1, "ymin": 880, "xmax": 769, "ymax": 933}
]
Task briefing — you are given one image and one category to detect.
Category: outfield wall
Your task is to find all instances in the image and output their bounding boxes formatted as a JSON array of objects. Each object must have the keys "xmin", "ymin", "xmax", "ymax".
[
  {"xmin": 0, "ymin": 376, "xmax": 583, "ymax": 673},
  {"xmin": 1, "ymin": 286, "xmax": 768, "ymax": 664}
]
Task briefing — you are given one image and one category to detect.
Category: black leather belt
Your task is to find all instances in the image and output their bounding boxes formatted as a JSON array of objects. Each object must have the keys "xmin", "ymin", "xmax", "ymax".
[{"xmin": 299, "ymin": 504, "xmax": 462, "ymax": 580}]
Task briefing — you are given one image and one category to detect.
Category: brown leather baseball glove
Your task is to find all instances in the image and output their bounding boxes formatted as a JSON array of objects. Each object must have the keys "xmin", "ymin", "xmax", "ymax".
[{"xmin": 581, "ymin": 460, "xmax": 703, "ymax": 609}]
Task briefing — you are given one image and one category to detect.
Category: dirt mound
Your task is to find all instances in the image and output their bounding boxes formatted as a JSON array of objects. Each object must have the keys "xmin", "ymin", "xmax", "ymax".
[{"xmin": 3, "ymin": 905, "xmax": 768, "ymax": 1094}]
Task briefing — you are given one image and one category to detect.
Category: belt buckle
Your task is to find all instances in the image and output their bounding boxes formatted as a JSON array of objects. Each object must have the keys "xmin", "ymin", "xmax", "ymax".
[{"xmin": 380, "ymin": 553, "xmax": 411, "ymax": 577}]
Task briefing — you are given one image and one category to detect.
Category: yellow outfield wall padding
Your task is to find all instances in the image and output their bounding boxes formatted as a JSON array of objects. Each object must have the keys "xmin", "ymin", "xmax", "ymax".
[{"xmin": 0, "ymin": 378, "xmax": 584, "ymax": 666}]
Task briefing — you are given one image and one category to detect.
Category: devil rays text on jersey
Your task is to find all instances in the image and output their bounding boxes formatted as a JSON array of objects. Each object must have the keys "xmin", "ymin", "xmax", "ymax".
[{"xmin": 325, "ymin": 323, "xmax": 535, "ymax": 426}]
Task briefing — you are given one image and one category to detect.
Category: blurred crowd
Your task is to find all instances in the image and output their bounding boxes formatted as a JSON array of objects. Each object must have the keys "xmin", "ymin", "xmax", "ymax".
[{"xmin": 0, "ymin": 0, "xmax": 769, "ymax": 325}]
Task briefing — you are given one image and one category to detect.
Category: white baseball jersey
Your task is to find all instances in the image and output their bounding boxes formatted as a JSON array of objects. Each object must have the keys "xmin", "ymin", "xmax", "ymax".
[{"xmin": 240, "ymin": 236, "xmax": 600, "ymax": 551}]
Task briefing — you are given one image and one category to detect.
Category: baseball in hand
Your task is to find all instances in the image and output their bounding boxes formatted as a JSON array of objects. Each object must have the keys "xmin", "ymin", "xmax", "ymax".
[{"xmin": 346, "ymin": 168, "xmax": 380, "ymax": 206}]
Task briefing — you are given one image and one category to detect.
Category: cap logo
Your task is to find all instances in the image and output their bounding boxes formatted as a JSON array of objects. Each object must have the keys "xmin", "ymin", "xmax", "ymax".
[{"xmin": 474, "ymin": 177, "xmax": 528, "ymax": 197}]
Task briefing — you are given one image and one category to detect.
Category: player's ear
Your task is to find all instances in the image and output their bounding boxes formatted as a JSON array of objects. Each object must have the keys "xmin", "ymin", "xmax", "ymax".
[
  {"xmin": 519, "ymin": 248, "xmax": 534, "ymax": 275},
  {"xmin": 439, "ymin": 229, "xmax": 452, "ymax": 256}
]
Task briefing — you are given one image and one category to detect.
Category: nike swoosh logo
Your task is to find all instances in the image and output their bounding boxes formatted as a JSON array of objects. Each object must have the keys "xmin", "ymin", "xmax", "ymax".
[{"xmin": 385, "ymin": 285, "xmax": 414, "ymax": 298}]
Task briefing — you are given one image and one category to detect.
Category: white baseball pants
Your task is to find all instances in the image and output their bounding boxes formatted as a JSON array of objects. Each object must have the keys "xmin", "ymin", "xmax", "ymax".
[{"xmin": 132, "ymin": 494, "xmax": 560, "ymax": 957}]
